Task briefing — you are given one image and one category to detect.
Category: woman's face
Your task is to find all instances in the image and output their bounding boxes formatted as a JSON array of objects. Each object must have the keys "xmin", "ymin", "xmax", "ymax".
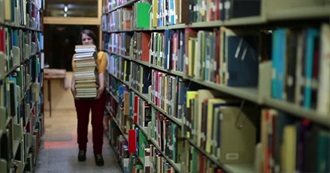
[{"xmin": 81, "ymin": 33, "xmax": 94, "ymax": 45}]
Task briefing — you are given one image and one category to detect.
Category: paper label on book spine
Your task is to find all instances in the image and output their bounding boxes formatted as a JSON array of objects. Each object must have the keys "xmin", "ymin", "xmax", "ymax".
[
  {"xmin": 210, "ymin": 2, "xmax": 216, "ymax": 11},
  {"xmin": 224, "ymin": 1, "xmax": 231, "ymax": 9},
  {"xmin": 226, "ymin": 153, "xmax": 239, "ymax": 160}
]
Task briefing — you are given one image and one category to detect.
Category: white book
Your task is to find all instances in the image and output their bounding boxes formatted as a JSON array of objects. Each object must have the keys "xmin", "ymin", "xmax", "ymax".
[{"xmin": 317, "ymin": 23, "xmax": 330, "ymax": 115}]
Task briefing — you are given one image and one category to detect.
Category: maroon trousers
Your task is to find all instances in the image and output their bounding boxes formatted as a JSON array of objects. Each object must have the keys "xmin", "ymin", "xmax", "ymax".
[{"xmin": 74, "ymin": 91, "xmax": 106, "ymax": 154}]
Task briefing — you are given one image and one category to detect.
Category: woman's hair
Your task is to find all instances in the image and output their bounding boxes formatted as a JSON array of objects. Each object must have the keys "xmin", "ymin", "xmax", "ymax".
[{"xmin": 80, "ymin": 29, "xmax": 98, "ymax": 50}]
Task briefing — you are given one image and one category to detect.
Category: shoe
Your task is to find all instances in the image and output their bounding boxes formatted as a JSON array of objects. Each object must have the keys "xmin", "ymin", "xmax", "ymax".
[
  {"xmin": 94, "ymin": 154, "xmax": 104, "ymax": 166},
  {"xmin": 78, "ymin": 150, "xmax": 86, "ymax": 162}
]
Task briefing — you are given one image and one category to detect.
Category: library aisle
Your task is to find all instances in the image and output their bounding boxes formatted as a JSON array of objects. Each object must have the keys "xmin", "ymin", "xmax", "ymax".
[{"xmin": 34, "ymin": 109, "xmax": 122, "ymax": 173}]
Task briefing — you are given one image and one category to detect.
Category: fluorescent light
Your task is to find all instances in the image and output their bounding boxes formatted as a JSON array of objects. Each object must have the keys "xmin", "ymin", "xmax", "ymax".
[{"xmin": 64, "ymin": 4, "xmax": 68, "ymax": 12}]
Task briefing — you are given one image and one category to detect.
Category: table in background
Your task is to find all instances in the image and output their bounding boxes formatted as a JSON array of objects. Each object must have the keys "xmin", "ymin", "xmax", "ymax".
[{"xmin": 43, "ymin": 69, "xmax": 66, "ymax": 117}]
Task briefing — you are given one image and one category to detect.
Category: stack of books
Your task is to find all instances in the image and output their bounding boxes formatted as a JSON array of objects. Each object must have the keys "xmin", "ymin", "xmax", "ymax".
[{"xmin": 73, "ymin": 45, "xmax": 98, "ymax": 99}]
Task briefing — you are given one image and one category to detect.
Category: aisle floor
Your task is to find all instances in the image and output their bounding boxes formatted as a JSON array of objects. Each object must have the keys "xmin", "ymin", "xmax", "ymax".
[{"xmin": 34, "ymin": 109, "xmax": 122, "ymax": 173}]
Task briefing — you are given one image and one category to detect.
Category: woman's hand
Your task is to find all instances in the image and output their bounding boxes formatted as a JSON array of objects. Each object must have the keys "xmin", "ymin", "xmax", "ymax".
[
  {"xmin": 71, "ymin": 76, "xmax": 78, "ymax": 100},
  {"xmin": 95, "ymin": 86, "xmax": 104, "ymax": 99},
  {"xmin": 96, "ymin": 73, "xmax": 105, "ymax": 99}
]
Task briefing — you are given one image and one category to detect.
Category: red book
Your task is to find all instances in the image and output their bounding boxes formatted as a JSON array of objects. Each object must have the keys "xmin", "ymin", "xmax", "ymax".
[{"xmin": 128, "ymin": 129, "xmax": 136, "ymax": 154}]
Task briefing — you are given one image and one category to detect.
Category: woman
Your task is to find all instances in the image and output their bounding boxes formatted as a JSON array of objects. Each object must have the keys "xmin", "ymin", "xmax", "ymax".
[{"xmin": 71, "ymin": 29, "xmax": 107, "ymax": 166}]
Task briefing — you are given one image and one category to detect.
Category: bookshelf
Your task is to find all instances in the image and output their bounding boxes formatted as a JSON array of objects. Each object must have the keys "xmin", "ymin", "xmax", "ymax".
[
  {"xmin": 0, "ymin": 0, "xmax": 45, "ymax": 172},
  {"xmin": 102, "ymin": 0, "xmax": 330, "ymax": 172}
]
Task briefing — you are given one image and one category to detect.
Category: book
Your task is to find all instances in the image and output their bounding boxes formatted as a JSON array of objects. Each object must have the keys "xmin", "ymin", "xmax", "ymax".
[{"xmin": 73, "ymin": 45, "xmax": 98, "ymax": 99}]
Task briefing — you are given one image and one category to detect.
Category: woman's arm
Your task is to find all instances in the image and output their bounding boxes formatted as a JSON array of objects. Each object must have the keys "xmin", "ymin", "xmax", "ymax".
[
  {"xmin": 96, "ymin": 51, "xmax": 107, "ymax": 99},
  {"xmin": 96, "ymin": 73, "xmax": 105, "ymax": 99},
  {"xmin": 71, "ymin": 56, "xmax": 76, "ymax": 98},
  {"xmin": 71, "ymin": 74, "xmax": 76, "ymax": 98}
]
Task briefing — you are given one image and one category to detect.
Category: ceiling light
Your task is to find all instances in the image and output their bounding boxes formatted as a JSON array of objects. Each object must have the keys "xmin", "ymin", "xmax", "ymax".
[{"xmin": 64, "ymin": 4, "xmax": 68, "ymax": 12}]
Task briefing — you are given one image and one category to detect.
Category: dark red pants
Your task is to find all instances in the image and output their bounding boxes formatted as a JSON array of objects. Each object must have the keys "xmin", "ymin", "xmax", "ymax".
[{"xmin": 74, "ymin": 91, "xmax": 106, "ymax": 154}]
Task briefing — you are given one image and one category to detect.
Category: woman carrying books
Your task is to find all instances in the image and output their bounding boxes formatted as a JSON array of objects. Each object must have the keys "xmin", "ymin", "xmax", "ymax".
[{"xmin": 71, "ymin": 29, "xmax": 107, "ymax": 166}]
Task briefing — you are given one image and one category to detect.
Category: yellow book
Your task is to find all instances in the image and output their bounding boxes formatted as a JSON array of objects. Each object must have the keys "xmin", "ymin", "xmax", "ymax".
[
  {"xmin": 4, "ymin": 0, "xmax": 11, "ymax": 21},
  {"xmin": 123, "ymin": 60, "xmax": 127, "ymax": 81},
  {"xmin": 152, "ymin": 0, "xmax": 158, "ymax": 27},
  {"xmin": 205, "ymin": 98, "xmax": 227, "ymax": 153},
  {"xmin": 188, "ymin": 37, "xmax": 196, "ymax": 76},
  {"xmin": 196, "ymin": 89, "xmax": 223, "ymax": 147},
  {"xmin": 281, "ymin": 125, "xmax": 297, "ymax": 173},
  {"xmin": 186, "ymin": 91, "xmax": 198, "ymax": 138}
]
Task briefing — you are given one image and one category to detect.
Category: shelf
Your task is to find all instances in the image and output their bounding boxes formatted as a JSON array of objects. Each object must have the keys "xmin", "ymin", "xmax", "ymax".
[
  {"xmin": 188, "ymin": 78, "xmax": 260, "ymax": 103},
  {"xmin": 149, "ymin": 65, "xmax": 185, "ymax": 77},
  {"xmin": 12, "ymin": 139, "xmax": 21, "ymax": 160},
  {"xmin": 267, "ymin": 6, "xmax": 330, "ymax": 21},
  {"xmin": 135, "ymin": 123, "xmax": 148, "ymax": 139},
  {"xmin": 112, "ymin": 76, "xmax": 183, "ymax": 127},
  {"xmin": 130, "ymin": 87, "xmax": 150, "ymax": 103},
  {"xmin": 106, "ymin": 106, "xmax": 129, "ymax": 141},
  {"xmin": 223, "ymin": 16, "xmax": 266, "ymax": 26},
  {"xmin": 150, "ymin": 138, "xmax": 181, "ymax": 172},
  {"xmin": 109, "ymin": 72, "xmax": 130, "ymax": 87},
  {"xmin": 108, "ymin": 51, "xmax": 131, "ymax": 61},
  {"xmin": 1, "ymin": 66, "xmax": 20, "ymax": 81},
  {"xmin": 104, "ymin": 16, "xmax": 265, "ymax": 32},
  {"xmin": 223, "ymin": 163, "xmax": 255, "ymax": 173},
  {"xmin": 0, "ymin": 117, "xmax": 12, "ymax": 139},
  {"xmin": 107, "ymin": 89, "xmax": 119, "ymax": 103},
  {"xmin": 187, "ymin": 16, "xmax": 265, "ymax": 28},
  {"xmin": 185, "ymin": 138, "xmax": 255, "ymax": 173},
  {"xmin": 107, "ymin": 0, "xmax": 139, "ymax": 13},
  {"xmin": 137, "ymin": 156, "xmax": 145, "ymax": 167},
  {"xmin": 101, "ymin": 3, "xmax": 330, "ymax": 173},
  {"xmin": 185, "ymin": 138, "xmax": 221, "ymax": 167},
  {"xmin": 150, "ymin": 102, "xmax": 183, "ymax": 127},
  {"xmin": 106, "ymin": 29, "xmax": 135, "ymax": 33},
  {"xmin": 263, "ymin": 98, "xmax": 330, "ymax": 127},
  {"xmin": 151, "ymin": 24, "xmax": 188, "ymax": 30},
  {"xmin": 109, "ymin": 52, "xmax": 260, "ymax": 104},
  {"xmin": 0, "ymin": 22, "xmax": 42, "ymax": 32},
  {"xmin": 1, "ymin": 52, "xmax": 41, "ymax": 81},
  {"xmin": 131, "ymin": 59, "xmax": 150, "ymax": 68}
]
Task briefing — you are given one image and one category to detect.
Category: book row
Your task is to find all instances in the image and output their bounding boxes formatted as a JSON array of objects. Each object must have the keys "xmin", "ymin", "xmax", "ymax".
[
  {"xmin": 103, "ymin": 0, "xmax": 330, "ymax": 29},
  {"xmin": 0, "ymin": 52, "xmax": 43, "ymax": 173},
  {"xmin": 0, "ymin": 28, "xmax": 43, "ymax": 79},
  {"xmin": 0, "ymin": 0, "xmax": 44, "ymax": 30},
  {"xmin": 103, "ymin": 23, "xmax": 330, "ymax": 116},
  {"xmin": 102, "ymin": 0, "xmax": 261, "ymax": 29},
  {"xmin": 106, "ymin": 93, "xmax": 227, "ymax": 173},
  {"xmin": 106, "ymin": 81, "xmax": 330, "ymax": 172},
  {"xmin": 0, "ymin": 114, "xmax": 43, "ymax": 173}
]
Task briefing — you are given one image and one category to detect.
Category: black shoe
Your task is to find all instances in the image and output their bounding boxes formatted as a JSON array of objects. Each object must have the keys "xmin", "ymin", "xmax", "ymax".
[
  {"xmin": 94, "ymin": 154, "xmax": 104, "ymax": 166},
  {"xmin": 78, "ymin": 150, "xmax": 86, "ymax": 162}
]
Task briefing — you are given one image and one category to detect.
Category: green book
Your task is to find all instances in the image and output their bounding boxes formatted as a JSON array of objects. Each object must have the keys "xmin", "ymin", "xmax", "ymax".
[{"xmin": 135, "ymin": 2, "xmax": 151, "ymax": 29}]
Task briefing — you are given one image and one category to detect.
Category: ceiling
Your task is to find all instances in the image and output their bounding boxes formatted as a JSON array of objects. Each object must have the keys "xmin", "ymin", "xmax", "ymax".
[{"xmin": 45, "ymin": 0, "xmax": 98, "ymax": 17}]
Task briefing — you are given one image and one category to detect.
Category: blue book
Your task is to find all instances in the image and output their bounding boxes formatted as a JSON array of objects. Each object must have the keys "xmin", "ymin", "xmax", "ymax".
[
  {"xmin": 303, "ymin": 28, "xmax": 320, "ymax": 109},
  {"xmin": 227, "ymin": 33, "xmax": 259, "ymax": 87}
]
